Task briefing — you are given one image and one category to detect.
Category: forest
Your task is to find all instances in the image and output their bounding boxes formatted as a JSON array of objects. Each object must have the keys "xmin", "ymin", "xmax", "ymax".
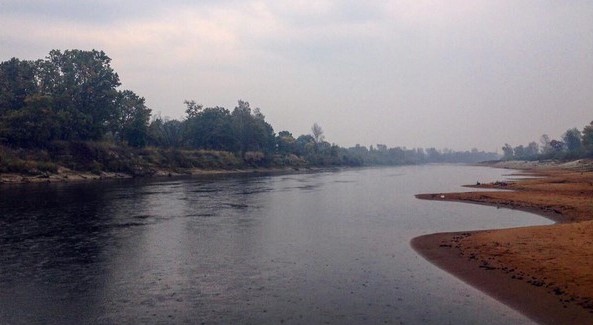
[
  {"xmin": 0, "ymin": 50, "xmax": 497, "ymax": 176},
  {"xmin": 501, "ymin": 124, "xmax": 593, "ymax": 161}
]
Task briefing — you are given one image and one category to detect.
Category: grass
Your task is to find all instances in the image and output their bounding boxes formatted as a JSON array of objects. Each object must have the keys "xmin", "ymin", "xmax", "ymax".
[{"xmin": 0, "ymin": 142, "xmax": 298, "ymax": 176}]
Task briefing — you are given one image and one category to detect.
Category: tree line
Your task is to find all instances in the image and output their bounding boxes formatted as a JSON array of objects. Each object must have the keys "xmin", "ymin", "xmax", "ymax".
[
  {"xmin": 501, "ymin": 123, "xmax": 593, "ymax": 161},
  {"xmin": 0, "ymin": 50, "xmax": 151, "ymax": 147},
  {"xmin": 1, "ymin": 49, "xmax": 498, "ymax": 171}
]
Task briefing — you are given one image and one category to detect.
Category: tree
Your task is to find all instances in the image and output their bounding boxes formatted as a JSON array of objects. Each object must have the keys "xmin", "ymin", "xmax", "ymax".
[
  {"xmin": 184, "ymin": 103, "xmax": 235, "ymax": 151},
  {"xmin": 147, "ymin": 116, "xmax": 184, "ymax": 148},
  {"xmin": 0, "ymin": 58, "xmax": 38, "ymax": 113},
  {"xmin": 583, "ymin": 121, "xmax": 593, "ymax": 157},
  {"xmin": 502, "ymin": 143, "xmax": 514, "ymax": 160},
  {"xmin": 426, "ymin": 147, "xmax": 442, "ymax": 162},
  {"xmin": 113, "ymin": 90, "xmax": 151, "ymax": 147},
  {"xmin": 231, "ymin": 100, "xmax": 252, "ymax": 153},
  {"xmin": 562, "ymin": 128, "xmax": 583, "ymax": 154},
  {"xmin": 549, "ymin": 139, "xmax": 565, "ymax": 153},
  {"xmin": 276, "ymin": 131, "xmax": 296, "ymax": 154},
  {"xmin": 513, "ymin": 145, "xmax": 526, "ymax": 159},
  {"xmin": 525, "ymin": 141, "xmax": 539, "ymax": 159},
  {"xmin": 184, "ymin": 100, "xmax": 203, "ymax": 118},
  {"xmin": 250, "ymin": 107, "xmax": 275, "ymax": 154},
  {"xmin": 0, "ymin": 94, "xmax": 60, "ymax": 147},
  {"xmin": 231, "ymin": 100, "xmax": 275, "ymax": 154},
  {"xmin": 38, "ymin": 49, "xmax": 121, "ymax": 140},
  {"xmin": 0, "ymin": 50, "xmax": 155, "ymax": 149},
  {"xmin": 540, "ymin": 134, "xmax": 552, "ymax": 155},
  {"xmin": 295, "ymin": 134, "xmax": 315, "ymax": 156},
  {"xmin": 311, "ymin": 123, "xmax": 325, "ymax": 143}
]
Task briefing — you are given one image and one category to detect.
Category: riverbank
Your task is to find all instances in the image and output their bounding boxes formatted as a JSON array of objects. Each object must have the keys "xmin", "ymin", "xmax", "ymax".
[
  {"xmin": 0, "ymin": 165, "xmax": 322, "ymax": 184},
  {"xmin": 412, "ymin": 160, "xmax": 593, "ymax": 324},
  {"xmin": 0, "ymin": 142, "xmax": 322, "ymax": 184}
]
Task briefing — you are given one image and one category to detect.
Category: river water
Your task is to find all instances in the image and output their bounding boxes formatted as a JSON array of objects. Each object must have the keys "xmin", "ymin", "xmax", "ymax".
[{"xmin": 0, "ymin": 165, "xmax": 550, "ymax": 324}]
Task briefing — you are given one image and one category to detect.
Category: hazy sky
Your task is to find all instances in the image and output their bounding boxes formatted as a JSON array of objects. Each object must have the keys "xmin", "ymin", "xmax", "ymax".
[{"xmin": 1, "ymin": 1, "xmax": 592, "ymax": 151}]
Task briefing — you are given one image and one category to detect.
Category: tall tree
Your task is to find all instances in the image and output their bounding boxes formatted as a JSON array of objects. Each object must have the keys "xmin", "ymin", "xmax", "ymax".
[
  {"xmin": 276, "ymin": 131, "xmax": 296, "ymax": 154},
  {"xmin": 184, "ymin": 100, "xmax": 203, "ymax": 118},
  {"xmin": 582, "ymin": 121, "xmax": 593, "ymax": 157},
  {"xmin": 549, "ymin": 139, "xmax": 565, "ymax": 153},
  {"xmin": 525, "ymin": 141, "xmax": 539, "ymax": 159},
  {"xmin": 311, "ymin": 123, "xmax": 325, "ymax": 144},
  {"xmin": 231, "ymin": 100, "xmax": 275, "ymax": 154},
  {"xmin": 114, "ymin": 90, "xmax": 151, "ymax": 147},
  {"xmin": 540, "ymin": 134, "xmax": 552, "ymax": 155},
  {"xmin": 502, "ymin": 143, "xmax": 514, "ymax": 160},
  {"xmin": 0, "ymin": 58, "xmax": 38, "ymax": 113},
  {"xmin": 513, "ymin": 145, "xmax": 526, "ymax": 159},
  {"xmin": 184, "ymin": 101, "xmax": 235, "ymax": 151},
  {"xmin": 295, "ymin": 134, "xmax": 316, "ymax": 157},
  {"xmin": 147, "ymin": 116, "xmax": 184, "ymax": 148},
  {"xmin": 0, "ymin": 94, "xmax": 59, "ymax": 147},
  {"xmin": 231, "ymin": 100, "xmax": 252, "ymax": 154},
  {"xmin": 562, "ymin": 128, "xmax": 583, "ymax": 154},
  {"xmin": 39, "ymin": 49, "xmax": 121, "ymax": 140},
  {"xmin": 250, "ymin": 107, "xmax": 275, "ymax": 154}
]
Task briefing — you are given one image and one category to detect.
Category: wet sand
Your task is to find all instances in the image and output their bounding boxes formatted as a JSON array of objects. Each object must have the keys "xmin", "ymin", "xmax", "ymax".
[{"xmin": 413, "ymin": 162, "xmax": 593, "ymax": 324}]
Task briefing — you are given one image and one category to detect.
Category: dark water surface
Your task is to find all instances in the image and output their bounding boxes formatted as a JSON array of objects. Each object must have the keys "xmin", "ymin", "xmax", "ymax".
[{"xmin": 0, "ymin": 165, "xmax": 550, "ymax": 324}]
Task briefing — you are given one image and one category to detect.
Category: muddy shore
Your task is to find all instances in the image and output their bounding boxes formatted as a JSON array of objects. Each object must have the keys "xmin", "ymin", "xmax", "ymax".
[
  {"xmin": 0, "ymin": 166, "xmax": 320, "ymax": 185},
  {"xmin": 413, "ymin": 160, "xmax": 593, "ymax": 324}
]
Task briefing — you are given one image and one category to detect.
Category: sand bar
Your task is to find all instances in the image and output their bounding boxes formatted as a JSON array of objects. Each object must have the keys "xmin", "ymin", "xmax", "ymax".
[{"xmin": 413, "ymin": 160, "xmax": 593, "ymax": 324}]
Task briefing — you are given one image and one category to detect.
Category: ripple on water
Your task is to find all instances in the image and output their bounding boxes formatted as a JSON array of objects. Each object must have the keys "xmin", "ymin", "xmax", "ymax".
[{"xmin": 0, "ymin": 166, "xmax": 543, "ymax": 325}]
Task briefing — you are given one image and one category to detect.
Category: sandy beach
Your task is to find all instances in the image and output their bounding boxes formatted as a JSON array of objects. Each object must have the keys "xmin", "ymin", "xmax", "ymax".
[{"xmin": 412, "ymin": 160, "xmax": 593, "ymax": 324}]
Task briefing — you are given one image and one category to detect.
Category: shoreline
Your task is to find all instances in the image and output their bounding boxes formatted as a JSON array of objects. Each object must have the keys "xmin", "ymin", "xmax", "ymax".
[
  {"xmin": 0, "ymin": 166, "xmax": 328, "ymax": 185},
  {"xmin": 412, "ymin": 162, "xmax": 593, "ymax": 324},
  {"xmin": 411, "ymin": 231, "xmax": 593, "ymax": 324}
]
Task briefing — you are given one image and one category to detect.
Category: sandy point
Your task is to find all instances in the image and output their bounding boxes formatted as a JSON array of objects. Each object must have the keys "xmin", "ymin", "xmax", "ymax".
[{"xmin": 412, "ymin": 161, "xmax": 593, "ymax": 324}]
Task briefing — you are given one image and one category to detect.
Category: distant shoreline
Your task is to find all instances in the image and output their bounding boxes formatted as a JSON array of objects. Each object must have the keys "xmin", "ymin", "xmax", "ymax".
[
  {"xmin": 0, "ymin": 166, "xmax": 329, "ymax": 185},
  {"xmin": 412, "ymin": 159, "xmax": 593, "ymax": 324}
]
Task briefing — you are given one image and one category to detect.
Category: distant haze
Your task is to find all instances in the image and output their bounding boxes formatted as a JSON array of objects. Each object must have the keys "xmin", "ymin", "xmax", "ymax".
[{"xmin": 1, "ymin": 1, "xmax": 592, "ymax": 152}]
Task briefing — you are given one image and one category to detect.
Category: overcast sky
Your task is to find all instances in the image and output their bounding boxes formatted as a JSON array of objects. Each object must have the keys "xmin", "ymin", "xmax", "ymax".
[{"xmin": 1, "ymin": 1, "xmax": 592, "ymax": 151}]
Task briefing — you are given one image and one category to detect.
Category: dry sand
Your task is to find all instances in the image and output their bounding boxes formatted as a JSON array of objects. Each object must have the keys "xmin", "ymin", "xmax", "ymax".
[{"xmin": 413, "ymin": 162, "xmax": 593, "ymax": 324}]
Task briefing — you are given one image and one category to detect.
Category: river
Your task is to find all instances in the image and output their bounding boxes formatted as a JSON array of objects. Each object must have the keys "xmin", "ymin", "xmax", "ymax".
[{"xmin": 0, "ymin": 165, "xmax": 551, "ymax": 324}]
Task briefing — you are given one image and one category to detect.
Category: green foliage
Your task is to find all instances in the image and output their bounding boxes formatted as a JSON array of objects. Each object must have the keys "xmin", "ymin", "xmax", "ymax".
[
  {"xmin": 0, "ymin": 58, "xmax": 38, "ymax": 112},
  {"xmin": 0, "ymin": 50, "xmax": 126, "ymax": 146},
  {"xmin": 276, "ymin": 131, "xmax": 296, "ymax": 154},
  {"xmin": 0, "ymin": 95, "xmax": 60, "ymax": 147},
  {"xmin": 147, "ymin": 117, "xmax": 184, "ymax": 148},
  {"xmin": 113, "ymin": 90, "xmax": 151, "ymax": 147},
  {"xmin": 345, "ymin": 145, "xmax": 496, "ymax": 165},
  {"xmin": 183, "ymin": 104, "xmax": 234, "ymax": 151},
  {"xmin": 142, "ymin": 148, "xmax": 242, "ymax": 170},
  {"xmin": 0, "ymin": 146, "xmax": 57, "ymax": 174},
  {"xmin": 583, "ymin": 121, "xmax": 593, "ymax": 157},
  {"xmin": 503, "ymin": 122, "xmax": 592, "ymax": 161},
  {"xmin": 311, "ymin": 123, "xmax": 324, "ymax": 143},
  {"xmin": 39, "ymin": 49, "xmax": 121, "ymax": 140},
  {"xmin": 502, "ymin": 143, "xmax": 514, "ymax": 160},
  {"xmin": 230, "ymin": 100, "xmax": 275, "ymax": 155},
  {"xmin": 180, "ymin": 99, "xmax": 276, "ymax": 156},
  {"xmin": 0, "ymin": 50, "xmax": 504, "ymax": 174},
  {"xmin": 563, "ymin": 128, "xmax": 583, "ymax": 156}
]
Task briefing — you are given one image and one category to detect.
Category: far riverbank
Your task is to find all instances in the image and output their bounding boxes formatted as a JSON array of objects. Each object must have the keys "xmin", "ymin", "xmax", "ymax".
[
  {"xmin": 412, "ymin": 159, "xmax": 593, "ymax": 324},
  {"xmin": 0, "ymin": 141, "xmax": 327, "ymax": 185},
  {"xmin": 0, "ymin": 166, "xmax": 325, "ymax": 185}
]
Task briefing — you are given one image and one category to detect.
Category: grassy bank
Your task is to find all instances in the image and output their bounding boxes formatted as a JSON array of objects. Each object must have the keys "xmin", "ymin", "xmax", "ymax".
[{"xmin": 0, "ymin": 142, "xmax": 312, "ymax": 184}]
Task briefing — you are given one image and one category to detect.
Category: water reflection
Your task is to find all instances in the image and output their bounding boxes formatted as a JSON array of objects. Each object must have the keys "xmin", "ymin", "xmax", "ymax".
[{"xmin": 0, "ymin": 166, "xmax": 545, "ymax": 324}]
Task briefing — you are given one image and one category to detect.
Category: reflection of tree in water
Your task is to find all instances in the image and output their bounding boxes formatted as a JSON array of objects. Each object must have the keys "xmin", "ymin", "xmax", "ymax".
[
  {"xmin": 0, "ymin": 181, "xmax": 136, "ymax": 323},
  {"xmin": 0, "ymin": 183, "xmax": 113, "ymax": 276}
]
